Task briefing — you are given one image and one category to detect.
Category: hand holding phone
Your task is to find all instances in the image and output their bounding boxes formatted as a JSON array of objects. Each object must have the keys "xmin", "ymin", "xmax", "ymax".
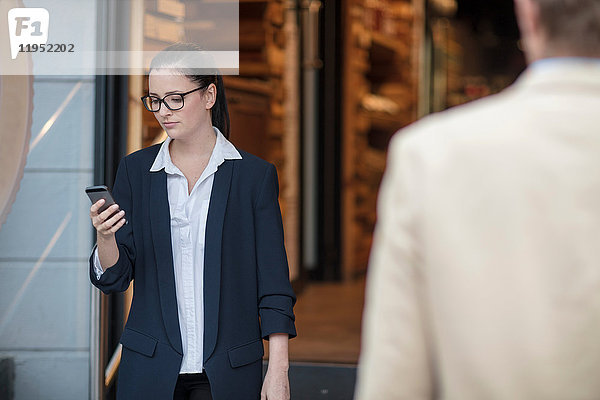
[{"xmin": 86, "ymin": 185, "xmax": 127, "ymax": 236}]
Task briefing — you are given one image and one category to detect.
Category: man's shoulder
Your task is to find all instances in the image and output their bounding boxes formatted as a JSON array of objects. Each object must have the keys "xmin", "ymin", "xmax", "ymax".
[
  {"xmin": 385, "ymin": 87, "xmax": 532, "ymax": 181},
  {"xmin": 391, "ymin": 88, "xmax": 523, "ymax": 154}
]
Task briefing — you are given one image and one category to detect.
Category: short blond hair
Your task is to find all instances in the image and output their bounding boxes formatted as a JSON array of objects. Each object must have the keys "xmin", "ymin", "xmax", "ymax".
[{"xmin": 536, "ymin": 0, "xmax": 600, "ymax": 56}]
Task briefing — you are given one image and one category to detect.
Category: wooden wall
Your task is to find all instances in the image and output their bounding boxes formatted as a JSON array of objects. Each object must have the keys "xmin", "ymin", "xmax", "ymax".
[{"xmin": 342, "ymin": 0, "xmax": 424, "ymax": 279}]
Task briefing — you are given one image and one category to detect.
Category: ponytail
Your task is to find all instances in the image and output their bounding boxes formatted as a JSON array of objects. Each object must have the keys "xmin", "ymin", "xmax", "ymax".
[{"xmin": 211, "ymin": 75, "xmax": 230, "ymax": 139}]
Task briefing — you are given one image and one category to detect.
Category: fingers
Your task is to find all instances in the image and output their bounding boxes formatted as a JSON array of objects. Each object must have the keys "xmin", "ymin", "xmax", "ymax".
[
  {"xmin": 90, "ymin": 199, "xmax": 105, "ymax": 214},
  {"xmin": 90, "ymin": 203, "xmax": 126, "ymax": 236},
  {"xmin": 102, "ymin": 209, "xmax": 126, "ymax": 232},
  {"xmin": 98, "ymin": 204, "xmax": 120, "ymax": 221},
  {"xmin": 107, "ymin": 215, "xmax": 127, "ymax": 234},
  {"xmin": 90, "ymin": 203, "xmax": 117, "ymax": 227}
]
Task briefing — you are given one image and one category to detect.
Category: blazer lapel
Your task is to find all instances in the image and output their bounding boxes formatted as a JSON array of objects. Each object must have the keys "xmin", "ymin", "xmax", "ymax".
[
  {"xmin": 149, "ymin": 170, "xmax": 183, "ymax": 355},
  {"xmin": 203, "ymin": 160, "xmax": 233, "ymax": 362}
]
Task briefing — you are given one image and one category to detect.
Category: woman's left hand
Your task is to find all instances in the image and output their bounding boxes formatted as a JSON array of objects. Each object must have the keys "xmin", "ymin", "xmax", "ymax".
[
  {"xmin": 261, "ymin": 366, "xmax": 290, "ymax": 400},
  {"xmin": 261, "ymin": 333, "xmax": 290, "ymax": 400}
]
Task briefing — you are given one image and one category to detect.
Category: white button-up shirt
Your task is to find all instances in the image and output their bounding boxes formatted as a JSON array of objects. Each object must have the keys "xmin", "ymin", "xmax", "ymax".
[{"xmin": 94, "ymin": 127, "xmax": 242, "ymax": 373}]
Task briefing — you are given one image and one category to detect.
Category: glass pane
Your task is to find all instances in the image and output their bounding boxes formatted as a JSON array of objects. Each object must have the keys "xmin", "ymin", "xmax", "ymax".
[{"xmin": 0, "ymin": 76, "xmax": 95, "ymax": 399}]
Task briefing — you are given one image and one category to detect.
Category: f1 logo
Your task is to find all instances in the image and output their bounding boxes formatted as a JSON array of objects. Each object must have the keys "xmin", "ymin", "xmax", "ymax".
[{"xmin": 7, "ymin": 8, "xmax": 49, "ymax": 59}]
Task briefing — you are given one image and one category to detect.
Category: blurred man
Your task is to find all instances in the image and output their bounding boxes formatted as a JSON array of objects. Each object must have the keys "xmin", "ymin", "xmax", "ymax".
[{"xmin": 355, "ymin": 0, "xmax": 600, "ymax": 399}]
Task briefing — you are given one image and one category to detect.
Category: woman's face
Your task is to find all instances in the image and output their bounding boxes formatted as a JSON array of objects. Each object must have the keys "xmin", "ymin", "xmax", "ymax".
[{"xmin": 148, "ymin": 70, "xmax": 215, "ymax": 140}]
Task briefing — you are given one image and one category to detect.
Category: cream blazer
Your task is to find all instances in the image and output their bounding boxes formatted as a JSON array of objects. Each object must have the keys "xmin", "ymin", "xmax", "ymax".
[{"xmin": 355, "ymin": 60, "xmax": 600, "ymax": 400}]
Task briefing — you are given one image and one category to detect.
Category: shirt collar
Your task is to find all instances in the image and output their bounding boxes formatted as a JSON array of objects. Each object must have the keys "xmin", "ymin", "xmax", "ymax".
[
  {"xmin": 515, "ymin": 57, "xmax": 600, "ymax": 91},
  {"xmin": 149, "ymin": 126, "xmax": 242, "ymax": 175},
  {"xmin": 530, "ymin": 57, "xmax": 600, "ymax": 72}
]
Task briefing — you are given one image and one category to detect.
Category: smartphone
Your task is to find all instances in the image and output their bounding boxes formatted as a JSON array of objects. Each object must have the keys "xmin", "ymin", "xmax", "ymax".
[
  {"xmin": 85, "ymin": 185, "xmax": 127, "ymax": 224},
  {"xmin": 85, "ymin": 185, "xmax": 116, "ymax": 213}
]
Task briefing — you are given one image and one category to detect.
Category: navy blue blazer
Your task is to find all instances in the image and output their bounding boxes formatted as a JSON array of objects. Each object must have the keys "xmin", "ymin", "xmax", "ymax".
[{"xmin": 89, "ymin": 144, "xmax": 297, "ymax": 400}]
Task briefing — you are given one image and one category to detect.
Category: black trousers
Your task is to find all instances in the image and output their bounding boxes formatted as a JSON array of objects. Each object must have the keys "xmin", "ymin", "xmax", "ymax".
[{"xmin": 173, "ymin": 372, "xmax": 213, "ymax": 400}]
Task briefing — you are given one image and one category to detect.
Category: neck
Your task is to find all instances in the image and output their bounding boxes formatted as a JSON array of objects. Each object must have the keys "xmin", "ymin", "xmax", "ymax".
[
  {"xmin": 170, "ymin": 124, "xmax": 217, "ymax": 159},
  {"xmin": 540, "ymin": 45, "xmax": 600, "ymax": 60}
]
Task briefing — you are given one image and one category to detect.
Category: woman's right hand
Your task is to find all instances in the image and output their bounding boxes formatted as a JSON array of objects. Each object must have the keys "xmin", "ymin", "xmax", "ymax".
[{"xmin": 90, "ymin": 199, "xmax": 127, "ymax": 239}]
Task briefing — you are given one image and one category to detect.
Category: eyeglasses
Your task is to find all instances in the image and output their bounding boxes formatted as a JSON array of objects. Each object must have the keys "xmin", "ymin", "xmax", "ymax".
[{"xmin": 140, "ymin": 86, "xmax": 205, "ymax": 112}]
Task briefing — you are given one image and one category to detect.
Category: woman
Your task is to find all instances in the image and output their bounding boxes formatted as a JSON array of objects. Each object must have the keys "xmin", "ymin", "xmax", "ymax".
[{"xmin": 89, "ymin": 43, "xmax": 296, "ymax": 400}]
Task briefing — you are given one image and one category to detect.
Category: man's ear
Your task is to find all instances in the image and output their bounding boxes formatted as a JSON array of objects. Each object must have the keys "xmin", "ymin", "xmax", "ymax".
[
  {"xmin": 514, "ymin": 0, "xmax": 543, "ymax": 63},
  {"xmin": 205, "ymin": 83, "xmax": 217, "ymax": 110},
  {"xmin": 514, "ymin": 0, "xmax": 537, "ymax": 36}
]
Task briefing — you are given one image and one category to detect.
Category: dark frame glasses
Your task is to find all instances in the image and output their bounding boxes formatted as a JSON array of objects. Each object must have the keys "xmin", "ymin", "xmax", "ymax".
[{"xmin": 140, "ymin": 86, "xmax": 204, "ymax": 112}]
